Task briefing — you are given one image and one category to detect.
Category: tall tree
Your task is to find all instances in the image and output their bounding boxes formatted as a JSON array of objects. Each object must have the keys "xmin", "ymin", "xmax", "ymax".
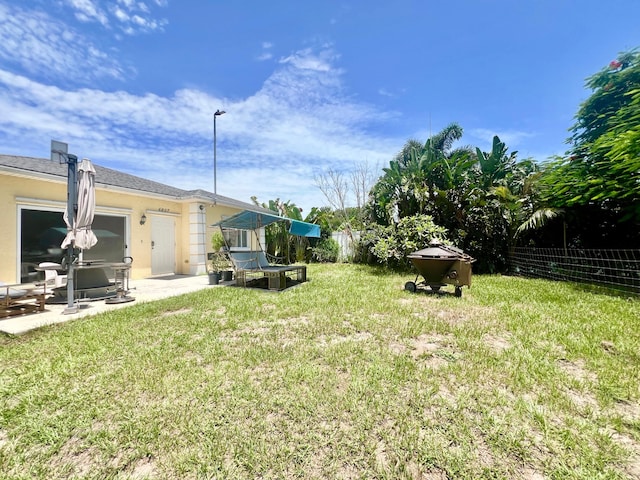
[
  {"xmin": 542, "ymin": 49, "xmax": 640, "ymax": 224},
  {"xmin": 315, "ymin": 162, "xmax": 376, "ymax": 240},
  {"xmin": 369, "ymin": 122, "xmax": 470, "ymax": 225},
  {"xmin": 367, "ymin": 125, "xmax": 536, "ymax": 272}
]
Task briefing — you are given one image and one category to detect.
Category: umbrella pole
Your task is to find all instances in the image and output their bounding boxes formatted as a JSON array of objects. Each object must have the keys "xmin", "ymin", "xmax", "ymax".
[{"xmin": 63, "ymin": 154, "xmax": 78, "ymax": 314}]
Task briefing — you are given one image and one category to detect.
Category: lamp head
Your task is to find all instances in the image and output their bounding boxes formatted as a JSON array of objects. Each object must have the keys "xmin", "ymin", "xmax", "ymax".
[{"xmin": 214, "ymin": 109, "xmax": 226, "ymax": 116}]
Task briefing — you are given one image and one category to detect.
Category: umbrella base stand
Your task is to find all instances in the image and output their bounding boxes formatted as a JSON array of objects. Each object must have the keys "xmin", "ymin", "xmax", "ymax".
[
  {"xmin": 63, "ymin": 305, "xmax": 79, "ymax": 314},
  {"xmin": 105, "ymin": 294, "xmax": 135, "ymax": 304}
]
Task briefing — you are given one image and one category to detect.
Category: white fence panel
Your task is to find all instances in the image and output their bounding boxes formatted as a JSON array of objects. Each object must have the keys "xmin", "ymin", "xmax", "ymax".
[{"xmin": 331, "ymin": 231, "xmax": 361, "ymax": 262}]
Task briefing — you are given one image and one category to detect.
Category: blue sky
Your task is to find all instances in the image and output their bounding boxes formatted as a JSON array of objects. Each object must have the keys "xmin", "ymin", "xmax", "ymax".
[{"xmin": 1, "ymin": 1, "xmax": 638, "ymax": 213}]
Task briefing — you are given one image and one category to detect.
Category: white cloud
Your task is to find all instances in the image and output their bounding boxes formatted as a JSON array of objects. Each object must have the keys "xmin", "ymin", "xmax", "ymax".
[
  {"xmin": 378, "ymin": 88, "xmax": 395, "ymax": 98},
  {"xmin": 0, "ymin": 4, "xmax": 127, "ymax": 82},
  {"xmin": 66, "ymin": 0, "xmax": 109, "ymax": 26},
  {"xmin": 0, "ymin": 3, "xmax": 392, "ymax": 212},
  {"xmin": 113, "ymin": 7, "xmax": 129, "ymax": 21},
  {"xmin": 257, "ymin": 42, "xmax": 273, "ymax": 61},
  {"xmin": 279, "ymin": 48, "xmax": 339, "ymax": 73},
  {"xmin": 60, "ymin": 0, "xmax": 168, "ymax": 34},
  {"xmin": 0, "ymin": 44, "xmax": 398, "ymax": 212}
]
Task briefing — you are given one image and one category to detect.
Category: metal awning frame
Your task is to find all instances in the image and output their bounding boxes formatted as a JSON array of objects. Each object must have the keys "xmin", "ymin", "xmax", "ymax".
[{"xmin": 213, "ymin": 210, "xmax": 320, "ymax": 238}]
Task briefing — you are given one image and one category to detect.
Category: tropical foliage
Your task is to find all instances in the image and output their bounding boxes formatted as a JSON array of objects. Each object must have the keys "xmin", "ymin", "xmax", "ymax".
[
  {"xmin": 263, "ymin": 49, "xmax": 639, "ymax": 270},
  {"xmin": 366, "ymin": 124, "xmax": 539, "ymax": 272},
  {"xmin": 541, "ymin": 50, "xmax": 640, "ymax": 220},
  {"xmin": 311, "ymin": 237, "xmax": 340, "ymax": 263},
  {"xmin": 250, "ymin": 197, "xmax": 310, "ymax": 264},
  {"xmin": 358, "ymin": 48, "xmax": 639, "ymax": 270},
  {"xmin": 359, "ymin": 214, "xmax": 448, "ymax": 270}
]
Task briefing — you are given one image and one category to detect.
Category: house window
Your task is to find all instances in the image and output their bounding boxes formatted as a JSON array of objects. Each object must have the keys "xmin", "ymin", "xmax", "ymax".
[{"xmin": 223, "ymin": 229, "xmax": 248, "ymax": 250}]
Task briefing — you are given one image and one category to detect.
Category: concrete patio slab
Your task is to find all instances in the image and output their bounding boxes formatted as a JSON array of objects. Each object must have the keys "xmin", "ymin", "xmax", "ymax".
[{"xmin": 0, "ymin": 275, "xmax": 228, "ymax": 335}]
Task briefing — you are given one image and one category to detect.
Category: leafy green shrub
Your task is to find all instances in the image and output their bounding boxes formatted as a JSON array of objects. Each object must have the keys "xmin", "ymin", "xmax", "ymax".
[
  {"xmin": 312, "ymin": 238, "xmax": 339, "ymax": 263},
  {"xmin": 211, "ymin": 231, "xmax": 225, "ymax": 251},
  {"xmin": 360, "ymin": 214, "xmax": 448, "ymax": 269}
]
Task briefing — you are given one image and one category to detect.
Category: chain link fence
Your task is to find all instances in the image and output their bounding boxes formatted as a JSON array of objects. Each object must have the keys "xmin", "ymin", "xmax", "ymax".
[{"xmin": 510, "ymin": 248, "xmax": 640, "ymax": 296}]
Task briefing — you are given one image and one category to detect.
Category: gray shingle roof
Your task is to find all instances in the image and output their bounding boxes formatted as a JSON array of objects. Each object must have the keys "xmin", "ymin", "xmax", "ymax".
[{"xmin": 0, "ymin": 154, "xmax": 272, "ymax": 213}]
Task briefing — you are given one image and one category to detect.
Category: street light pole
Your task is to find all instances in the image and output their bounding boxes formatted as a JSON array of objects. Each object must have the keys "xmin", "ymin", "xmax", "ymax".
[{"xmin": 213, "ymin": 109, "xmax": 226, "ymax": 201}]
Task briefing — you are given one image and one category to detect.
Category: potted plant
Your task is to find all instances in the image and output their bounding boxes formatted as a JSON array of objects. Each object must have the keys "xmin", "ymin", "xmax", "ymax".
[
  {"xmin": 211, "ymin": 231, "xmax": 226, "ymax": 253},
  {"xmin": 222, "ymin": 268, "xmax": 233, "ymax": 282},
  {"xmin": 208, "ymin": 252, "xmax": 226, "ymax": 285},
  {"xmin": 208, "ymin": 231, "xmax": 228, "ymax": 285}
]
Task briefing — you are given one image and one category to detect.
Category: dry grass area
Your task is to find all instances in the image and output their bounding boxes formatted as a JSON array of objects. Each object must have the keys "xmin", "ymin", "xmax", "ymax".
[{"xmin": 0, "ymin": 264, "xmax": 638, "ymax": 479}]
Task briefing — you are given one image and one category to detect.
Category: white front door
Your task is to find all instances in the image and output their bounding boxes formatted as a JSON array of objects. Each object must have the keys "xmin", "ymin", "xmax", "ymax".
[{"xmin": 151, "ymin": 215, "xmax": 175, "ymax": 276}]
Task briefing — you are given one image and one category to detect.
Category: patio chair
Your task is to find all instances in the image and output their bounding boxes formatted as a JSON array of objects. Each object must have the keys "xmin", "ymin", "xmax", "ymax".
[
  {"xmin": 228, "ymin": 250, "xmax": 307, "ymax": 290},
  {"xmin": 214, "ymin": 209, "xmax": 319, "ymax": 291},
  {"xmin": 38, "ymin": 262, "xmax": 67, "ymax": 289}
]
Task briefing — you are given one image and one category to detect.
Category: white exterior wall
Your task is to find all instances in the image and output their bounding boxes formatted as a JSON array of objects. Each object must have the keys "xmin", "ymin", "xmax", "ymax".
[{"xmin": 188, "ymin": 204, "xmax": 208, "ymax": 275}]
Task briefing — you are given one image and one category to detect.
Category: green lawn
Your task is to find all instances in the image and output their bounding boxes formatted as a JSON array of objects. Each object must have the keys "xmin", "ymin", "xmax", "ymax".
[{"xmin": 1, "ymin": 264, "xmax": 639, "ymax": 479}]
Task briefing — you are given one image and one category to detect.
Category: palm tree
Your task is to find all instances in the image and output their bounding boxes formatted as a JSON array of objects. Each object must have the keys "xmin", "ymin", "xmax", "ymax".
[{"xmin": 370, "ymin": 123, "xmax": 472, "ymax": 224}]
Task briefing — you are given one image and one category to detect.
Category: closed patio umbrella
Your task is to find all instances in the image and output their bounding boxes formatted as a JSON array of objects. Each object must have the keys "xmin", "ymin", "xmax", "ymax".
[
  {"xmin": 60, "ymin": 158, "xmax": 98, "ymax": 314},
  {"xmin": 61, "ymin": 158, "xmax": 98, "ymax": 250}
]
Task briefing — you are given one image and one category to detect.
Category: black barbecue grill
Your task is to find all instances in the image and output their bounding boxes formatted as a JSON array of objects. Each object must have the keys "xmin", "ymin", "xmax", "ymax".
[{"xmin": 404, "ymin": 239, "xmax": 476, "ymax": 297}]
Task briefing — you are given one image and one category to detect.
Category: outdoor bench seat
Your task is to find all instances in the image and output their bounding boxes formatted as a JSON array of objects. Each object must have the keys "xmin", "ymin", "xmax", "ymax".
[
  {"xmin": 228, "ymin": 251, "xmax": 307, "ymax": 291},
  {"xmin": 0, "ymin": 282, "xmax": 47, "ymax": 318}
]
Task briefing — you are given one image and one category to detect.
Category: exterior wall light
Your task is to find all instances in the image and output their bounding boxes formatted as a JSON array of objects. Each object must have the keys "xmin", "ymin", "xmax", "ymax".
[{"xmin": 140, "ymin": 213, "xmax": 147, "ymax": 225}]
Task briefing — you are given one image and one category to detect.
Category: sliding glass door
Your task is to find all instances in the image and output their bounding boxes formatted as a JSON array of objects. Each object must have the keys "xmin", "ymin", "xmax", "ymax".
[{"xmin": 20, "ymin": 208, "xmax": 127, "ymax": 282}]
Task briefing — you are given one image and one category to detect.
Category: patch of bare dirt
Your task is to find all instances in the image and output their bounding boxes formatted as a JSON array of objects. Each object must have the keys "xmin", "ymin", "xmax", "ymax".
[
  {"xmin": 406, "ymin": 460, "xmax": 448, "ymax": 479},
  {"xmin": 389, "ymin": 341, "xmax": 406, "ymax": 355},
  {"xmin": 521, "ymin": 468, "xmax": 546, "ymax": 480},
  {"xmin": 374, "ymin": 440, "xmax": 389, "ymax": 470},
  {"xmin": 615, "ymin": 399, "xmax": 640, "ymax": 423},
  {"xmin": 184, "ymin": 351, "xmax": 204, "ymax": 364},
  {"xmin": 557, "ymin": 358, "xmax": 597, "ymax": 383},
  {"xmin": 408, "ymin": 334, "xmax": 457, "ymax": 368},
  {"xmin": 277, "ymin": 316, "xmax": 311, "ymax": 326},
  {"xmin": 389, "ymin": 334, "xmax": 454, "ymax": 368},
  {"xmin": 130, "ymin": 456, "xmax": 157, "ymax": 478},
  {"xmin": 317, "ymin": 331, "xmax": 373, "ymax": 347},
  {"xmin": 337, "ymin": 462, "xmax": 359, "ymax": 479},
  {"xmin": 483, "ymin": 333, "xmax": 512, "ymax": 353},
  {"xmin": 160, "ymin": 307, "xmax": 192, "ymax": 317},
  {"xmin": 232, "ymin": 325, "xmax": 270, "ymax": 337},
  {"xmin": 411, "ymin": 334, "xmax": 449, "ymax": 358},
  {"xmin": 51, "ymin": 435, "xmax": 96, "ymax": 477},
  {"xmin": 564, "ymin": 387, "xmax": 599, "ymax": 412},
  {"xmin": 602, "ymin": 428, "xmax": 640, "ymax": 479}
]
